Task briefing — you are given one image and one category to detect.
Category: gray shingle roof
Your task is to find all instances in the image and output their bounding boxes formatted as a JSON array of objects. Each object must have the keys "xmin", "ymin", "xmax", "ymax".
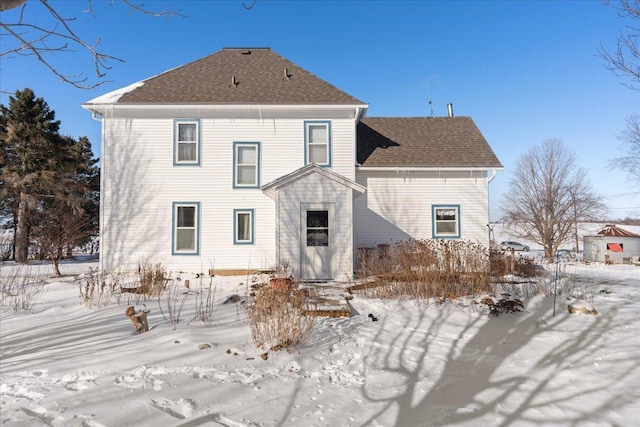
[
  {"xmin": 116, "ymin": 48, "xmax": 364, "ymax": 105},
  {"xmin": 357, "ymin": 117, "xmax": 503, "ymax": 168}
]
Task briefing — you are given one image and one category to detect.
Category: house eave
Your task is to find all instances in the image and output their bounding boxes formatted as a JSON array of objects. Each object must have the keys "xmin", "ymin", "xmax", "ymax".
[
  {"xmin": 81, "ymin": 103, "xmax": 370, "ymax": 120},
  {"xmin": 356, "ymin": 166, "xmax": 505, "ymax": 172}
]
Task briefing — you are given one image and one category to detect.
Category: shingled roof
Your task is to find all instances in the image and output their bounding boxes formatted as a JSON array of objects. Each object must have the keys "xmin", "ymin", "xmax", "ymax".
[
  {"xmin": 109, "ymin": 48, "xmax": 364, "ymax": 105},
  {"xmin": 357, "ymin": 117, "xmax": 503, "ymax": 168}
]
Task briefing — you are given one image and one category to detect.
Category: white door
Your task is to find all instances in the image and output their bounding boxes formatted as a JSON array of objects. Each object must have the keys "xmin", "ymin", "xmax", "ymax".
[{"xmin": 301, "ymin": 203, "xmax": 334, "ymax": 280}]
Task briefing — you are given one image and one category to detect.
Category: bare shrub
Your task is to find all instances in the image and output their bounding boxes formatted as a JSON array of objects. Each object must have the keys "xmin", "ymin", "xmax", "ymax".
[
  {"xmin": 79, "ymin": 267, "xmax": 121, "ymax": 308},
  {"xmin": 80, "ymin": 262, "xmax": 168, "ymax": 309},
  {"xmin": 157, "ymin": 280, "xmax": 188, "ymax": 330},
  {"xmin": 137, "ymin": 261, "xmax": 168, "ymax": 296},
  {"xmin": 355, "ymin": 239, "xmax": 492, "ymax": 302},
  {"xmin": 192, "ymin": 275, "xmax": 217, "ymax": 325},
  {"xmin": 1, "ymin": 265, "xmax": 46, "ymax": 310},
  {"xmin": 490, "ymin": 250, "xmax": 542, "ymax": 279},
  {"xmin": 244, "ymin": 286, "xmax": 316, "ymax": 351}
]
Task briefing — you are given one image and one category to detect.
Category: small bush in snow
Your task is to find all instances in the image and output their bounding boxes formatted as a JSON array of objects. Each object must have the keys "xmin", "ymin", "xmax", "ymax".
[
  {"xmin": 192, "ymin": 275, "xmax": 217, "ymax": 325},
  {"xmin": 80, "ymin": 268, "xmax": 121, "ymax": 308},
  {"xmin": 0, "ymin": 265, "xmax": 46, "ymax": 310},
  {"xmin": 244, "ymin": 285, "xmax": 316, "ymax": 352},
  {"xmin": 137, "ymin": 261, "xmax": 168, "ymax": 297},
  {"xmin": 157, "ymin": 280, "xmax": 188, "ymax": 330}
]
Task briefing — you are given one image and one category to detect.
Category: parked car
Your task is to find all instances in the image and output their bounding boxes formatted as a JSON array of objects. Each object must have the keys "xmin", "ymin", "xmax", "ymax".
[
  {"xmin": 499, "ymin": 241, "xmax": 529, "ymax": 251},
  {"xmin": 555, "ymin": 249, "xmax": 574, "ymax": 260}
]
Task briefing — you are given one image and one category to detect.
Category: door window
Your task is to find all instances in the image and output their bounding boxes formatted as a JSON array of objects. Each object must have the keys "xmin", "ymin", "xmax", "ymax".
[{"xmin": 306, "ymin": 210, "xmax": 328, "ymax": 246}]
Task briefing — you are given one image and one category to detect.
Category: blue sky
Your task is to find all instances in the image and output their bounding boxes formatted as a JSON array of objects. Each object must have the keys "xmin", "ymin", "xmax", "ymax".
[{"xmin": 1, "ymin": 0, "xmax": 638, "ymax": 221}]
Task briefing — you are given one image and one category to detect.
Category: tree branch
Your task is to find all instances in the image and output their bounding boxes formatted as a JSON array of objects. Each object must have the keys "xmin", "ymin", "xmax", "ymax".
[
  {"xmin": 0, "ymin": 0, "xmax": 183, "ymax": 89},
  {"xmin": 600, "ymin": 0, "xmax": 640, "ymax": 90}
]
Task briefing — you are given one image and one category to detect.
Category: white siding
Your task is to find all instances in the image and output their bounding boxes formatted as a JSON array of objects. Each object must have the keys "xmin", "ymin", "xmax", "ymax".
[
  {"xmin": 275, "ymin": 174, "xmax": 354, "ymax": 281},
  {"xmin": 100, "ymin": 116, "xmax": 356, "ymax": 273},
  {"xmin": 354, "ymin": 170, "xmax": 491, "ymax": 249}
]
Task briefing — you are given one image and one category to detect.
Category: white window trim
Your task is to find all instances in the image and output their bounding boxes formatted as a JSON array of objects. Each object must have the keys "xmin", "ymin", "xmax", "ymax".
[
  {"xmin": 233, "ymin": 142, "xmax": 260, "ymax": 188},
  {"xmin": 304, "ymin": 120, "xmax": 331, "ymax": 167},
  {"xmin": 172, "ymin": 202, "xmax": 200, "ymax": 255},
  {"xmin": 174, "ymin": 119, "xmax": 200, "ymax": 166}
]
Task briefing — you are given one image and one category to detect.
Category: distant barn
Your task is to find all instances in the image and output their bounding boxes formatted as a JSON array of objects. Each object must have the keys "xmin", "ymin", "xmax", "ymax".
[{"xmin": 583, "ymin": 224, "xmax": 640, "ymax": 264}]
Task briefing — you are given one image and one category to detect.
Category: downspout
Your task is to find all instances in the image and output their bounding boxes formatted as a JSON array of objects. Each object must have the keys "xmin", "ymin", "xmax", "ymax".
[
  {"xmin": 487, "ymin": 169, "xmax": 497, "ymax": 183},
  {"xmin": 90, "ymin": 111, "xmax": 106, "ymax": 273},
  {"xmin": 487, "ymin": 169, "xmax": 498, "ymax": 248},
  {"xmin": 275, "ymin": 190, "xmax": 281, "ymax": 269},
  {"xmin": 354, "ymin": 107, "xmax": 362, "ymax": 172}
]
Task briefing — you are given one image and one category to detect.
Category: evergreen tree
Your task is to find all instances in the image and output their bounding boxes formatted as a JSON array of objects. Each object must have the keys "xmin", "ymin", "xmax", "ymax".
[
  {"xmin": 0, "ymin": 88, "xmax": 100, "ymax": 271},
  {"xmin": 0, "ymin": 88, "xmax": 61, "ymax": 262}
]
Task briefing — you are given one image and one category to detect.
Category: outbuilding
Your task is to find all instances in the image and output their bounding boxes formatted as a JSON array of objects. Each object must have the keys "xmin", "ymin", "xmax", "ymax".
[{"xmin": 583, "ymin": 224, "xmax": 640, "ymax": 264}]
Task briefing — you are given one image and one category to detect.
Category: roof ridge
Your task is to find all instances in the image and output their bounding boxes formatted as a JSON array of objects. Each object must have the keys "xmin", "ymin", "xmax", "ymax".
[{"xmin": 221, "ymin": 47, "xmax": 271, "ymax": 50}]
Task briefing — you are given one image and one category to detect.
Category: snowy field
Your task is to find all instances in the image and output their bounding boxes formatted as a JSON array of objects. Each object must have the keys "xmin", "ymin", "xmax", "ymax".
[{"xmin": 1, "ymin": 257, "xmax": 640, "ymax": 426}]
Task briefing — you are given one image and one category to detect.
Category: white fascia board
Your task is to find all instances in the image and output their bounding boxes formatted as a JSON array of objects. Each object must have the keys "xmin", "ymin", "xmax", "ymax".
[{"xmin": 81, "ymin": 103, "xmax": 369, "ymax": 118}]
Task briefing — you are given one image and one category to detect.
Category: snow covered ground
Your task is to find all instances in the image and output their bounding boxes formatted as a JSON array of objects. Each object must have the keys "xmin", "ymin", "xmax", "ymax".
[{"xmin": 1, "ymin": 257, "xmax": 639, "ymax": 426}]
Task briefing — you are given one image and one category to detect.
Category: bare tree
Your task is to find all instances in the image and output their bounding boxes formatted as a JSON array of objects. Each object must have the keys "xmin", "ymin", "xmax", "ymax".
[
  {"xmin": 502, "ymin": 139, "xmax": 606, "ymax": 262},
  {"xmin": 29, "ymin": 203, "xmax": 94, "ymax": 276},
  {"xmin": 600, "ymin": 0, "xmax": 640, "ymax": 91},
  {"xmin": 601, "ymin": 2, "xmax": 640, "ymax": 198},
  {"xmin": 0, "ymin": 0, "xmax": 184, "ymax": 89},
  {"xmin": 610, "ymin": 113, "xmax": 640, "ymax": 190}
]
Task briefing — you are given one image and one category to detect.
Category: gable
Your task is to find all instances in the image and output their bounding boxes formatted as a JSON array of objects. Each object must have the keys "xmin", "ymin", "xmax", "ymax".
[
  {"xmin": 90, "ymin": 48, "xmax": 364, "ymax": 105},
  {"xmin": 357, "ymin": 117, "xmax": 503, "ymax": 168},
  {"xmin": 262, "ymin": 164, "xmax": 365, "ymax": 199}
]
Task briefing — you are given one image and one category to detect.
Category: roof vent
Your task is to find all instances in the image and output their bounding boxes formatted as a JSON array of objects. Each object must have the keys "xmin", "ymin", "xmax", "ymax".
[
  {"xmin": 241, "ymin": 49, "xmax": 251, "ymax": 55},
  {"xmin": 229, "ymin": 76, "xmax": 239, "ymax": 88},
  {"xmin": 447, "ymin": 103, "xmax": 454, "ymax": 117},
  {"xmin": 283, "ymin": 67, "xmax": 291, "ymax": 80}
]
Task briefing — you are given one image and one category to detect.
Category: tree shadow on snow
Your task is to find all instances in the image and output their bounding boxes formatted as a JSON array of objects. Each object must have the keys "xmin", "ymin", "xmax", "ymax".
[{"xmin": 355, "ymin": 290, "xmax": 640, "ymax": 426}]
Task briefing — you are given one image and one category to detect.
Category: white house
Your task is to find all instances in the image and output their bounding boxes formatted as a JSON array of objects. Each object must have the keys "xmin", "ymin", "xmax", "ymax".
[{"xmin": 82, "ymin": 47, "xmax": 503, "ymax": 281}]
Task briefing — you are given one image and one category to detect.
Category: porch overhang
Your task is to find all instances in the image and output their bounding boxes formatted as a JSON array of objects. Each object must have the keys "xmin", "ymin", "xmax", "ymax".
[{"xmin": 261, "ymin": 164, "xmax": 366, "ymax": 199}]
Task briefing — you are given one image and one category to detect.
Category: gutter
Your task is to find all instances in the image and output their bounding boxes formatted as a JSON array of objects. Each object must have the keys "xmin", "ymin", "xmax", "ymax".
[
  {"xmin": 81, "ymin": 103, "xmax": 370, "ymax": 113},
  {"xmin": 356, "ymin": 166, "xmax": 504, "ymax": 172}
]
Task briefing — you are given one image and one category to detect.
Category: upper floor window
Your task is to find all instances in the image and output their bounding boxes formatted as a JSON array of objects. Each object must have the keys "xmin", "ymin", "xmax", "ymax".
[
  {"xmin": 233, "ymin": 142, "xmax": 260, "ymax": 188},
  {"xmin": 304, "ymin": 121, "xmax": 331, "ymax": 167},
  {"xmin": 432, "ymin": 205, "xmax": 460, "ymax": 238},
  {"xmin": 173, "ymin": 202, "xmax": 200, "ymax": 255},
  {"xmin": 174, "ymin": 119, "xmax": 200, "ymax": 166}
]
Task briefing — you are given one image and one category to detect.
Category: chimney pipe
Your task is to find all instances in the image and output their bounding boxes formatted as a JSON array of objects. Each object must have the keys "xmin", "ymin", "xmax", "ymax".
[{"xmin": 447, "ymin": 103, "xmax": 454, "ymax": 117}]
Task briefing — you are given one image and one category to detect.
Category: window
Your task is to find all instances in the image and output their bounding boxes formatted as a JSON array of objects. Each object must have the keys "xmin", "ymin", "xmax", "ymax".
[
  {"xmin": 233, "ymin": 142, "xmax": 260, "ymax": 188},
  {"xmin": 234, "ymin": 209, "xmax": 254, "ymax": 244},
  {"xmin": 432, "ymin": 205, "xmax": 460, "ymax": 238},
  {"xmin": 607, "ymin": 243, "xmax": 623, "ymax": 252},
  {"xmin": 172, "ymin": 202, "xmax": 200, "ymax": 255},
  {"xmin": 306, "ymin": 210, "xmax": 329, "ymax": 246},
  {"xmin": 174, "ymin": 119, "xmax": 200, "ymax": 165},
  {"xmin": 304, "ymin": 121, "xmax": 331, "ymax": 166}
]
